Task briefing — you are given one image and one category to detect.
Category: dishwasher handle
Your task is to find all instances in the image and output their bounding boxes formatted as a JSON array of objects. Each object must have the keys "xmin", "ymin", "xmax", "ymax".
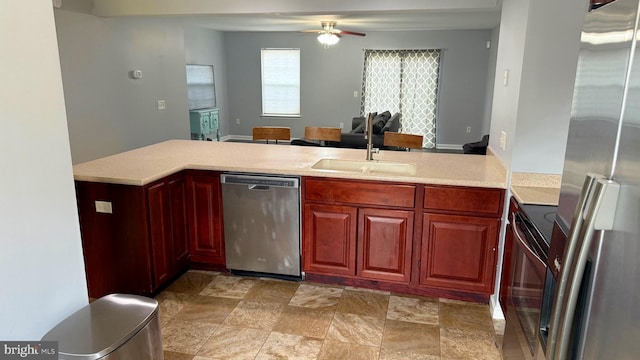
[{"xmin": 221, "ymin": 174, "xmax": 299, "ymax": 189}]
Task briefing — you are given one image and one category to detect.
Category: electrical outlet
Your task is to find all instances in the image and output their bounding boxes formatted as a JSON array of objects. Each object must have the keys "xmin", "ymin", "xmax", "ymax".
[
  {"xmin": 353, "ymin": 91, "xmax": 358, "ymax": 98},
  {"xmin": 339, "ymin": 122, "xmax": 344, "ymax": 129},
  {"xmin": 235, "ymin": 118, "xmax": 240, "ymax": 125},
  {"xmin": 466, "ymin": 126, "xmax": 471, "ymax": 133},
  {"xmin": 499, "ymin": 131, "xmax": 507, "ymax": 150},
  {"xmin": 157, "ymin": 100, "xmax": 166, "ymax": 110},
  {"xmin": 95, "ymin": 201, "xmax": 113, "ymax": 214}
]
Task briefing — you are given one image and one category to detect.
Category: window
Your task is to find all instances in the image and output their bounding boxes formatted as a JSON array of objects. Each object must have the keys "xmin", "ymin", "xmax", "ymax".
[
  {"xmin": 261, "ymin": 48, "xmax": 300, "ymax": 117},
  {"xmin": 361, "ymin": 49, "xmax": 441, "ymax": 148},
  {"xmin": 186, "ymin": 64, "xmax": 216, "ymax": 110}
]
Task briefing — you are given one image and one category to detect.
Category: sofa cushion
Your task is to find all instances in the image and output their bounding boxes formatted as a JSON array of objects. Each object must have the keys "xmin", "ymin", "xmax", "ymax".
[
  {"xmin": 351, "ymin": 117, "xmax": 366, "ymax": 133},
  {"xmin": 372, "ymin": 111, "xmax": 392, "ymax": 134}
]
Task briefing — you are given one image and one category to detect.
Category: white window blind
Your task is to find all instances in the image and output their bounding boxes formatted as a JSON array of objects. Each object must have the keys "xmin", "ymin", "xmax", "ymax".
[
  {"xmin": 186, "ymin": 64, "xmax": 216, "ymax": 110},
  {"xmin": 261, "ymin": 48, "xmax": 300, "ymax": 116}
]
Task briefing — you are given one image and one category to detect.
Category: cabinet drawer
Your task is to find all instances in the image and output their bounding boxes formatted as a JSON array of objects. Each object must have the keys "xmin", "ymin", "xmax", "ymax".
[
  {"xmin": 305, "ymin": 178, "xmax": 415, "ymax": 208},
  {"xmin": 423, "ymin": 186, "xmax": 503, "ymax": 216}
]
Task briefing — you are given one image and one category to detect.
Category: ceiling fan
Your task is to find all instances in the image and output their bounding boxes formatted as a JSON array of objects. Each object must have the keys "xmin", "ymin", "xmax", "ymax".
[{"xmin": 300, "ymin": 21, "xmax": 366, "ymax": 46}]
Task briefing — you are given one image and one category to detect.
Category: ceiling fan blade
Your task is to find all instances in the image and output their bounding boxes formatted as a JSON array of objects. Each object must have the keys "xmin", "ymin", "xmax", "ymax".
[
  {"xmin": 336, "ymin": 30, "xmax": 366, "ymax": 36},
  {"xmin": 299, "ymin": 30, "xmax": 322, "ymax": 33}
]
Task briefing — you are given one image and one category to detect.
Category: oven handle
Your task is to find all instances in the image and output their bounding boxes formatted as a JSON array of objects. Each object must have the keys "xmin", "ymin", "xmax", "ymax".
[{"xmin": 511, "ymin": 213, "xmax": 546, "ymax": 270}]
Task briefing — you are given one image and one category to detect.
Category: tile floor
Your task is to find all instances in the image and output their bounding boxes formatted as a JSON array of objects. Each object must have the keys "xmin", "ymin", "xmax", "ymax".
[{"xmin": 156, "ymin": 270, "xmax": 503, "ymax": 360}]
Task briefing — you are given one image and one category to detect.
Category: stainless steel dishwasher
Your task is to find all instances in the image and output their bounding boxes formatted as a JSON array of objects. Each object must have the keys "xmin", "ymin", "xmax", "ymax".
[{"xmin": 220, "ymin": 173, "xmax": 301, "ymax": 278}]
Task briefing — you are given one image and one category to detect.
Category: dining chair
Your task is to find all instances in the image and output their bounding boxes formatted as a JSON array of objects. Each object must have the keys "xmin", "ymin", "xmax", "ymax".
[
  {"xmin": 383, "ymin": 132, "xmax": 423, "ymax": 151},
  {"xmin": 252, "ymin": 126, "xmax": 291, "ymax": 144},
  {"xmin": 304, "ymin": 126, "xmax": 342, "ymax": 146}
]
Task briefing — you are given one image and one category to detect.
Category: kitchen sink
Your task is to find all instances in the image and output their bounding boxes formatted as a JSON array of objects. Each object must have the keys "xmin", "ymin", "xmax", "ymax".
[{"xmin": 311, "ymin": 158, "xmax": 417, "ymax": 175}]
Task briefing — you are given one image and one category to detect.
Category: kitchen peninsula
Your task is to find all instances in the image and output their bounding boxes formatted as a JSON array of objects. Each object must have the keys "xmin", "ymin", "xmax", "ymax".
[{"xmin": 74, "ymin": 140, "xmax": 508, "ymax": 302}]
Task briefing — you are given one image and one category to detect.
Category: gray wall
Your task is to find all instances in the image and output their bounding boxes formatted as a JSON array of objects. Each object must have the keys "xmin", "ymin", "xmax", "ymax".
[
  {"xmin": 511, "ymin": 0, "xmax": 587, "ymax": 173},
  {"xmin": 482, "ymin": 28, "xmax": 500, "ymax": 135},
  {"xmin": 1, "ymin": 0, "xmax": 88, "ymax": 339},
  {"xmin": 489, "ymin": 0, "xmax": 586, "ymax": 174},
  {"xmin": 184, "ymin": 26, "xmax": 230, "ymax": 138},
  {"xmin": 224, "ymin": 29, "xmax": 493, "ymax": 146},
  {"xmin": 54, "ymin": 10, "xmax": 191, "ymax": 164}
]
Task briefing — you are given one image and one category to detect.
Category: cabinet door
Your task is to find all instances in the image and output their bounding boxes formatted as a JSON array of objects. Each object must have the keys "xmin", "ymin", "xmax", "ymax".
[
  {"xmin": 357, "ymin": 208, "xmax": 413, "ymax": 283},
  {"xmin": 421, "ymin": 213, "xmax": 498, "ymax": 294},
  {"xmin": 147, "ymin": 181, "xmax": 173, "ymax": 287},
  {"xmin": 303, "ymin": 203, "xmax": 357, "ymax": 276},
  {"xmin": 209, "ymin": 109, "xmax": 219, "ymax": 131},
  {"xmin": 168, "ymin": 176, "xmax": 189, "ymax": 270},
  {"xmin": 187, "ymin": 174, "xmax": 225, "ymax": 265},
  {"xmin": 147, "ymin": 176, "xmax": 189, "ymax": 289}
]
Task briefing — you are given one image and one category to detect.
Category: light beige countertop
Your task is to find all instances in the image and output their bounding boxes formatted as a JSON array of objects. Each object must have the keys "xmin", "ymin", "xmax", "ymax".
[
  {"xmin": 73, "ymin": 140, "xmax": 508, "ymax": 188},
  {"xmin": 510, "ymin": 172, "xmax": 562, "ymax": 206}
]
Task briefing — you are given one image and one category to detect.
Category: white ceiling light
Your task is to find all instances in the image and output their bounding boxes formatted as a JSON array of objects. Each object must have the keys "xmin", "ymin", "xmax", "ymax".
[{"xmin": 317, "ymin": 33, "xmax": 340, "ymax": 47}]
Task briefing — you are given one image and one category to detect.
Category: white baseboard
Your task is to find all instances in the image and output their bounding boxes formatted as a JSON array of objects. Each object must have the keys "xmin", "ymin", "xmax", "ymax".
[
  {"xmin": 221, "ymin": 135, "xmax": 250, "ymax": 142},
  {"xmin": 436, "ymin": 144, "xmax": 463, "ymax": 150}
]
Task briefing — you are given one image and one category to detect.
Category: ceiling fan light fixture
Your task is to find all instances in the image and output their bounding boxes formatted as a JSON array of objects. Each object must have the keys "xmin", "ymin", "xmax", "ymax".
[{"xmin": 317, "ymin": 33, "xmax": 339, "ymax": 47}]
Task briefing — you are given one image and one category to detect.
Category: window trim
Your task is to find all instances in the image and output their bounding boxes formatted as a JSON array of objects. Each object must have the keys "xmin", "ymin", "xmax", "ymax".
[{"xmin": 260, "ymin": 48, "xmax": 301, "ymax": 117}]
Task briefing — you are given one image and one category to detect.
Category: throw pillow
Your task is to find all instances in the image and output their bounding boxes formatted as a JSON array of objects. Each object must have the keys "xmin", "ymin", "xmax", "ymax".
[
  {"xmin": 352, "ymin": 122, "xmax": 365, "ymax": 133},
  {"xmin": 382, "ymin": 113, "xmax": 400, "ymax": 133},
  {"xmin": 372, "ymin": 111, "xmax": 392, "ymax": 134}
]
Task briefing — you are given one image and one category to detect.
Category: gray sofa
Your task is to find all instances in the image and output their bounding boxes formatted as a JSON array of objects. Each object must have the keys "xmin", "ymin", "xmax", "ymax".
[{"xmin": 328, "ymin": 111, "xmax": 401, "ymax": 149}]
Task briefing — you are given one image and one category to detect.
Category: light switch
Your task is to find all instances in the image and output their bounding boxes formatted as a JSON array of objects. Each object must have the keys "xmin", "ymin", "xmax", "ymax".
[
  {"xmin": 157, "ymin": 100, "xmax": 166, "ymax": 110},
  {"xmin": 353, "ymin": 91, "xmax": 358, "ymax": 98},
  {"xmin": 95, "ymin": 201, "xmax": 113, "ymax": 214}
]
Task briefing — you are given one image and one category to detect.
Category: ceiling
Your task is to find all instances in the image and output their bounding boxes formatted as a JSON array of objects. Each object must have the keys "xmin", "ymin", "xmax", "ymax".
[
  {"xmin": 179, "ymin": 10, "xmax": 502, "ymax": 32},
  {"xmin": 90, "ymin": 0, "xmax": 503, "ymax": 32}
]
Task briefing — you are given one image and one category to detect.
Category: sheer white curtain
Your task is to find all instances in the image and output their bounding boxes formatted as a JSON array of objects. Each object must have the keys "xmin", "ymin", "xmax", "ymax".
[{"xmin": 360, "ymin": 50, "xmax": 441, "ymax": 148}]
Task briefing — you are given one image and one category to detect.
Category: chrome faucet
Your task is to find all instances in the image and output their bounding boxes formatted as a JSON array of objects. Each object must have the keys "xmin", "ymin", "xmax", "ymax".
[{"xmin": 364, "ymin": 112, "xmax": 379, "ymax": 161}]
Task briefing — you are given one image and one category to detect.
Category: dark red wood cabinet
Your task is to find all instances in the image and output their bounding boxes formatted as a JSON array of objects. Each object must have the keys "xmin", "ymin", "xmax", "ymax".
[
  {"xmin": 302, "ymin": 178, "xmax": 504, "ymax": 300},
  {"xmin": 419, "ymin": 185, "xmax": 503, "ymax": 295},
  {"xmin": 420, "ymin": 213, "xmax": 498, "ymax": 293},
  {"xmin": 303, "ymin": 203, "xmax": 357, "ymax": 276},
  {"xmin": 303, "ymin": 178, "xmax": 416, "ymax": 284},
  {"xmin": 186, "ymin": 171, "xmax": 225, "ymax": 268},
  {"xmin": 76, "ymin": 181, "xmax": 153, "ymax": 298},
  {"xmin": 77, "ymin": 169, "xmax": 504, "ymax": 301},
  {"xmin": 75, "ymin": 172, "xmax": 190, "ymax": 298},
  {"xmin": 358, "ymin": 207, "xmax": 414, "ymax": 283},
  {"xmin": 147, "ymin": 174, "xmax": 189, "ymax": 288}
]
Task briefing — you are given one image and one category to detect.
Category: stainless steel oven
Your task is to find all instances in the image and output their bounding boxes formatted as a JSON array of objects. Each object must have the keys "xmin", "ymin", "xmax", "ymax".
[{"xmin": 503, "ymin": 204, "xmax": 555, "ymax": 360}]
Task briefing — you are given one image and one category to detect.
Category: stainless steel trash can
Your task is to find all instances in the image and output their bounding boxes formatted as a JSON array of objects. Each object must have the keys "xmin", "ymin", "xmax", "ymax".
[{"xmin": 41, "ymin": 294, "xmax": 163, "ymax": 359}]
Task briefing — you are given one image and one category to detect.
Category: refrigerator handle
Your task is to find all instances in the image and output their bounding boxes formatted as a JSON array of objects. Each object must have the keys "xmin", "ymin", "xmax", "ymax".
[
  {"xmin": 546, "ymin": 173, "xmax": 603, "ymax": 360},
  {"xmin": 547, "ymin": 177, "xmax": 619, "ymax": 360}
]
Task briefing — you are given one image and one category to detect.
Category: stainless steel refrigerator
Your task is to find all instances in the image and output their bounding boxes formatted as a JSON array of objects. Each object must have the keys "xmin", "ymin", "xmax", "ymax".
[{"xmin": 538, "ymin": 0, "xmax": 640, "ymax": 359}]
